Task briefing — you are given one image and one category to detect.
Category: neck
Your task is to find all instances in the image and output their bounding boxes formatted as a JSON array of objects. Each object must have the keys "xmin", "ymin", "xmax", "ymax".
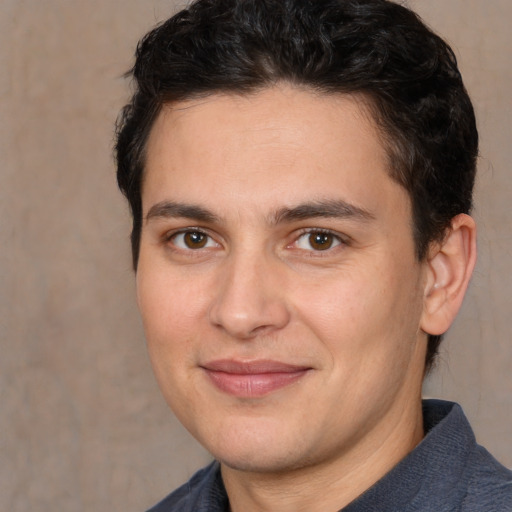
[{"xmin": 222, "ymin": 397, "xmax": 424, "ymax": 512}]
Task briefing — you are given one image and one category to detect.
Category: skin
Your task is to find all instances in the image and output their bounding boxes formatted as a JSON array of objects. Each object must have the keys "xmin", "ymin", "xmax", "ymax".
[{"xmin": 136, "ymin": 86, "xmax": 475, "ymax": 512}]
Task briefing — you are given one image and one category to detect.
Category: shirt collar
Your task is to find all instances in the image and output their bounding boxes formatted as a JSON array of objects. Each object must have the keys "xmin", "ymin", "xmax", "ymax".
[
  {"xmin": 177, "ymin": 400, "xmax": 475, "ymax": 512},
  {"xmin": 341, "ymin": 399, "xmax": 475, "ymax": 511}
]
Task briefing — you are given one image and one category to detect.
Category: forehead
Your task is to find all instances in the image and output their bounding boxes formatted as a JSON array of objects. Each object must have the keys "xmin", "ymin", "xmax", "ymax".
[
  {"xmin": 142, "ymin": 86, "xmax": 405, "ymax": 221},
  {"xmin": 146, "ymin": 87, "xmax": 381, "ymax": 159}
]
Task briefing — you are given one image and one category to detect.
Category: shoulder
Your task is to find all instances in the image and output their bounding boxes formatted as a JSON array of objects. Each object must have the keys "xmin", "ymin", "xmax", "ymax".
[
  {"xmin": 461, "ymin": 444, "xmax": 512, "ymax": 511},
  {"xmin": 420, "ymin": 400, "xmax": 512, "ymax": 511},
  {"xmin": 146, "ymin": 461, "xmax": 227, "ymax": 512}
]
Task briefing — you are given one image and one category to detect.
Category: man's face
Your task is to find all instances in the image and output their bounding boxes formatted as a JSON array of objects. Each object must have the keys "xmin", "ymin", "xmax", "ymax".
[{"xmin": 137, "ymin": 86, "xmax": 429, "ymax": 474}]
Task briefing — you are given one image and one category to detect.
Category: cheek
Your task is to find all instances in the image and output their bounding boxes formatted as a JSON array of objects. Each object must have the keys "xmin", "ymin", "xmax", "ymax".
[
  {"xmin": 136, "ymin": 267, "xmax": 203, "ymax": 382},
  {"xmin": 136, "ymin": 269, "xmax": 204, "ymax": 415},
  {"xmin": 292, "ymin": 270, "xmax": 380, "ymax": 335},
  {"xmin": 137, "ymin": 263, "xmax": 206, "ymax": 333},
  {"xmin": 292, "ymin": 260, "xmax": 424, "ymax": 361}
]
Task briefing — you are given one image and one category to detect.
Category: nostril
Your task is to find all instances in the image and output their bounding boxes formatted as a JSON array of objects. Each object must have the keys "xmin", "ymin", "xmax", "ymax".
[
  {"xmin": 207, "ymin": 256, "xmax": 291, "ymax": 338},
  {"xmin": 208, "ymin": 288, "xmax": 291, "ymax": 340}
]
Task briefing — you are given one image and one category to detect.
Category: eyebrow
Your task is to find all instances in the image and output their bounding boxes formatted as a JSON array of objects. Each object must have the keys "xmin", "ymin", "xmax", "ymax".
[
  {"xmin": 145, "ymin": 198, "xmax": 375, "ymax": 225},
  {"xmin": 145, "ymin": 201, "xmax": 219, "ymax": 224},
  {"xmin": 272, "ymin": 199, "xmax": 375, "ymax": 224}
]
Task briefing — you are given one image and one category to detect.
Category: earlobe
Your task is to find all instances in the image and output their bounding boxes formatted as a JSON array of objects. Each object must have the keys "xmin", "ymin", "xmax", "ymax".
[{"xmin": 421, "ymin": 214, "xmax": 477, "ymax": 336}]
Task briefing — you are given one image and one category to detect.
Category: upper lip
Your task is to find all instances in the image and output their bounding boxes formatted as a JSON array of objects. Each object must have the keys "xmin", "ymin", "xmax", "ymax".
[{"xmin": 201, "ymin": 359, "xmax": 311, "ymax": 374}]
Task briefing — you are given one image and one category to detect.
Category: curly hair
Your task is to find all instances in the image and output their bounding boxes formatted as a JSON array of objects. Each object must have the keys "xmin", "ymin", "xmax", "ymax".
[{"xmin": 115, "ymin": 0, "xmax": 478, "ymax": 371}]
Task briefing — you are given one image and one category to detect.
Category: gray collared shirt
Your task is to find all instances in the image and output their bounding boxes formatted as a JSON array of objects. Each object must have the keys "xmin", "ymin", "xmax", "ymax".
[{"xmin": 147, "ymin": 400, "xmax": 512, "ymax": 511}]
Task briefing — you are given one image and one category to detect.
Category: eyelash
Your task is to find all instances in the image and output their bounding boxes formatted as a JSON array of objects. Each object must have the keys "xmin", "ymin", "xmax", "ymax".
[
  {"xmin": 292, "ymin": 228, "xmax": 347, "ymax": 253},
  {"xmin": 164, "ymin": 227, "xmax": 348, "ymax": 254},
  {"xmin": 165, "ymin": 228, "xmax": 219, "ymax": 251}
]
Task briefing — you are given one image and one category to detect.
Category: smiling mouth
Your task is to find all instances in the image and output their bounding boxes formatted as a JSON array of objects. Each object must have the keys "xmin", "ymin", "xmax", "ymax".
[{"xmin": 200, "ymin": 360, "xmax": 312, "ymax": 398}]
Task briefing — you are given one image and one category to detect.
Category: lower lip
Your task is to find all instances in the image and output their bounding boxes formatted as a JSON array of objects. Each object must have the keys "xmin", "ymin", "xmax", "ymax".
[{"xmin": 204, "ymin": 369, "xmax": 310, "ymax": 398}]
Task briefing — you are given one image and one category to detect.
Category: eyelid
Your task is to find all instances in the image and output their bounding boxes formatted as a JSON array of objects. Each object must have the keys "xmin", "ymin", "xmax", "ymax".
[
  {"xmin": 164, "ymin": 227, "xmax": 220, "ymax": 250},
  {"xmin": 290, "ymin": 228, "xmax": 349, "ymax": 251},
  {"xmin": 164, "ymin": 225, "xmax": 208, "ymax": 240},
  {"xmin": 161, "ymin": 226, "xmax": 349, "ymax": 253}
]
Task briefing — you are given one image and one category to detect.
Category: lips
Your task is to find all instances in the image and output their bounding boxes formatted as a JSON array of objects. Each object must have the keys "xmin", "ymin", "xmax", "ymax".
[{"xmin": 201, "ymin": 359, "xmax": 311, "ymax": 398}]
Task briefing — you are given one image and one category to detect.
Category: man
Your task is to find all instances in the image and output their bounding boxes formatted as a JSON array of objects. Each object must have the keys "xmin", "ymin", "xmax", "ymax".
[{"xmin": 115, "ymin": 0, "xmax": 512, "ymax": 510}]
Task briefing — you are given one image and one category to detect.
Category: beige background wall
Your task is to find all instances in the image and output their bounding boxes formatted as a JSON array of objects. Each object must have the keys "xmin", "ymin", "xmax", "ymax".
[{"xmin": 1, "ymin": 1, "xmax": 510, "ymax": 510}]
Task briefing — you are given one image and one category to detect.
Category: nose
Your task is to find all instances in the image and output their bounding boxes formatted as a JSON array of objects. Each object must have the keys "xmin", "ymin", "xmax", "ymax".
[{"xmin": 208, "ymin": 251, "xmax": 291, "ymax": 339}]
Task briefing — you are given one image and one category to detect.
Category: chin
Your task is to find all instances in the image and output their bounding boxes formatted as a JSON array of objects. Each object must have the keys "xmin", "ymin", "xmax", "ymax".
[
  {"xmin": 217, "ymin": 448, "xmax": 308, "ymax": 475},
  {"xmin": 203, "ymin": 421, "xmax": 314, "ymax": 475}
]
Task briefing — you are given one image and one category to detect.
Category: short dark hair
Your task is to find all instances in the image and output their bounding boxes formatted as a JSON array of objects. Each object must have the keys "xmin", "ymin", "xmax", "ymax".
[{"xmin": 115, "ymin": 0, "xmax": 478, "ymax": 371}]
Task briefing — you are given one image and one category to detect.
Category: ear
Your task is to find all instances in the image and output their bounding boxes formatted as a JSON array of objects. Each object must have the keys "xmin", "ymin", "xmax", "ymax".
[{"xmin": 420, "ymin": 214, "xmax": 477, "ymax": 336}]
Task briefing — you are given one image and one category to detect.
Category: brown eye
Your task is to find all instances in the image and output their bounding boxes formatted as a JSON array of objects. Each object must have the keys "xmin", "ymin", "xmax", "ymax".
[
  {"xmin": 183, "ymin": 231, "xmax": 207, "ymax": 248},
  {"xmin": 172, "ymin": 231, "xmax": 215, "ymax": 250},
  {"xmin": 308, "ymin": 232, "xmax": 334, "ymax": 250},
  {"xmin": 295, "ymin": 231, "xmax": 342, "ymax": 251}
]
